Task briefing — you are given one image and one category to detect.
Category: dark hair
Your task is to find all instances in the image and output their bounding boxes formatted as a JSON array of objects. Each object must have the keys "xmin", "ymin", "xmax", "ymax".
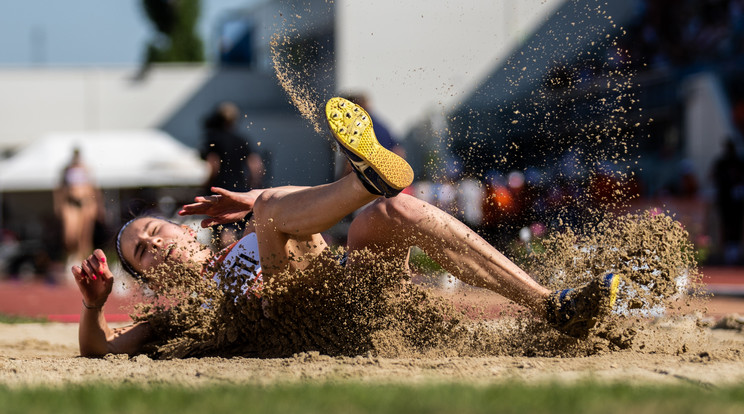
[{"xmin": 115, "ymin": 217, "xmax": 147, "ymax": 282}]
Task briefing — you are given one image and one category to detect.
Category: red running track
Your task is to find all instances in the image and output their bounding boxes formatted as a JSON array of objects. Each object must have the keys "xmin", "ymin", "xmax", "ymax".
[{"xmin": 0, "ymin": 280, "xmax": 136, "ymax": 323}]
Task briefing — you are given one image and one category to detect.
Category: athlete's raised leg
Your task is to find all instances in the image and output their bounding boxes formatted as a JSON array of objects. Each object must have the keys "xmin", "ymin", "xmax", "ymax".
[
  {"xmin": 252, "ymin": 96, "xmax": 417, "ymax": 275},
  {"xmin": 251, "ymin": 174, "xmax": 377, "ymax": 275}
]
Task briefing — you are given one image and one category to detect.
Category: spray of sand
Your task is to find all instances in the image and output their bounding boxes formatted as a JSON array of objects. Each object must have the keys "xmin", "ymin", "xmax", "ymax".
[
  {"xmin": 270, "ymin": 32, "xmax": 325, "ymax": 135},
  {"xmin": 126, "ymin": 3, "xmax": 710, "ymax": 360},
  {"xmin": 129, "ymin": 208, "xmax": 702, "ymax": 360}
]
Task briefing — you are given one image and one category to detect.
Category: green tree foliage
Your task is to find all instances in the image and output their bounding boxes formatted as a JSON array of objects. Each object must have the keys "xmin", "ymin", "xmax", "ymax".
[{"xmin": 142, "ymin": 0, "xmax": 204, "ymax": 64}]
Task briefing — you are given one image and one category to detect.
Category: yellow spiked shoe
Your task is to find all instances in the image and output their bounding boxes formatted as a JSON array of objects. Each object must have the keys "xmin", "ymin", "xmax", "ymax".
[
  {"xmin": 546, "ymin": 273, "xmax": 621, "ymax": 338},
  {"xmin": 326, "ymin": 97, "xmax": 414, "ymax": 197}
]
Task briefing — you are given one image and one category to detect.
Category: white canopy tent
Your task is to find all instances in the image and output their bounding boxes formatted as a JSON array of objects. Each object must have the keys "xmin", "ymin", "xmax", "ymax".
[{"xmin": 0, "ymin": 130, "xmax": 208, "ymax": 192}]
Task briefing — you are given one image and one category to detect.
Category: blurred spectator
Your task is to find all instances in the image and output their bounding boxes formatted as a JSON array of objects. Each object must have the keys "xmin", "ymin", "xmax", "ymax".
[
  {"xmin": 53, "ymin": 147, "xmax": 104, "ymax": 267},
  {"xmin": 202, "ymin": 102, "xmax": 264, "ymax": 191},
  {"xmin": 676, "ymin": 158, "xmax": 700, "ymax": 198},
  {"xmin": 622, "ymin": 0, "xmax": 744, "ymax": 71},
  {"xmin": 711, "ymin": 138, "xmax": 744, "ymax": 264},
  {"xmin": 541, "ymin": 0, "xmax": 744, "ymax": 85},
  {"xmin": 0, "ymin": 229, "xmax": 20, "ymax": 278},
  {"xmin": 201, "ymin": 102, "xmax": 265, "ymax": 247}
]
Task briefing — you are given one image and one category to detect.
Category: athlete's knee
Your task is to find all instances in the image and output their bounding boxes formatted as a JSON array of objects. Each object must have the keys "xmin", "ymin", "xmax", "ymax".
[
  {"xmin": 348, "ymin": 195, "xmax": 422, "ymax": 250},
  {"xmin": 358, "ymin": 194, "xmax": 422, "ymax": 227}
]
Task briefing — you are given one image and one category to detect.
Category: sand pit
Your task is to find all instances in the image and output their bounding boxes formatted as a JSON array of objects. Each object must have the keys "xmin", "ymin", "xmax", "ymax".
[
  {"xmin": 3, "ymin": 2, "xmax": 740, "ymax": 392},
  {"xmin": 2, "ymin": 310, "xmax": 744, "ymax": 388},
  {"xmin": 3, "ymin": 209, "xmax": 741, "ymax": 388}
]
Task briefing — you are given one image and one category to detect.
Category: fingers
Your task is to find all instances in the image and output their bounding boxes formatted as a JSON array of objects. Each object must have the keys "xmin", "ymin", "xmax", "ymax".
[
  {"xmin": 73, "ymin": 263, "xmax": 97, "ymax": 286},
  {"xmin": 71, "ymin": 265, "xmax": 85, "ymax": 282},
  {"xmin": 71, "ymin": 264, "xmax": 96, "ymax": 284},
  {"xmin": 71, "ymin": 265, "xmax": 91, "ymax": 291},
  {"xmin": 92, "ymin": 249, "xmax": 113, "ymax": 281},
  {"xmin": 200, "ymin": 218, "xmax": 223, "ymax": 228},
  {"xmin": 178, "ymin": 205, "xmax": 198, "ymax": 216},
  {"xmin": 194, "ymin": 195, "xmax": 217, "ymax": 203},
  {"xmin": 78, "ymin": 250, "xmax": 111, "ymax": 282},
  {"xmin": 72, "ymin": 251, "xmax": 113, "ymax": 309},
  {"xmin": 178, "ymin": 195, "xmax": 219, "ymax": 216},
  {"xmin": 210, "ymin": 187, "xmax": 233, "ymax": 197},
  {"xmin": 93, "ymin": 249, "xmax": 106, "ymax": 262},
  {"xmin": 80, "ymin": 258, "xmax": 97, "ymax": 281},
  {"xmin": 178, "ymin": 202, "xmax": 200, "ymax": 216}
]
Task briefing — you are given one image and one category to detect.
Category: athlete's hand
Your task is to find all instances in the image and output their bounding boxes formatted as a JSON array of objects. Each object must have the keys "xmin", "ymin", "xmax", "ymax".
[
  {"xmin": 72, "ymin": 249, "xmax": 114, "ymax": 309},
  {"xmin": 178, "ymin": 187, "xmax": 263, "ymax": 228}
]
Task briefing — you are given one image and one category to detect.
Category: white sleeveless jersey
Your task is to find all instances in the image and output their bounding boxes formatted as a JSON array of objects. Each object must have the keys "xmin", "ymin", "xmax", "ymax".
[{"xmin": 206, "ymin": 232, "xmax": 263, "ymax": 297}]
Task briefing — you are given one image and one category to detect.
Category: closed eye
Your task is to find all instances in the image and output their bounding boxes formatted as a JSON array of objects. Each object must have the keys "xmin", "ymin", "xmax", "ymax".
[
  {"xmin": 135, "ymin": 241, "xmax": 144, "ymax": 261},
  {"xmin": 136, "ymin": 220, "xmax": 156, "ymax": 260}
]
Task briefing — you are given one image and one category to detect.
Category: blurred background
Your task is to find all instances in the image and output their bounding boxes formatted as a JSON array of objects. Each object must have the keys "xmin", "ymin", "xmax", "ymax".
[{"xmin": 0, "ymin": 0, "xmax": 743, "ymax": 289}]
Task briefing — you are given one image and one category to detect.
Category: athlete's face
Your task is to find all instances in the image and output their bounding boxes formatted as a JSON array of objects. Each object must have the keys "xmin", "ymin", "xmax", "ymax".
[{"xmin": 119, "ymin": 217, "xmax": 204, "ymax": 277}]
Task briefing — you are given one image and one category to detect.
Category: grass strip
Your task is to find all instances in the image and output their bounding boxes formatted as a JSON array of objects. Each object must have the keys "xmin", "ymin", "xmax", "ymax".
[
  {"xmin": 0, "ymin": 314, "xmax": 47, "ymax": 324},
  {"xmin": 0, "ymin": 382, "xmax": 743, "ymax": 414}
]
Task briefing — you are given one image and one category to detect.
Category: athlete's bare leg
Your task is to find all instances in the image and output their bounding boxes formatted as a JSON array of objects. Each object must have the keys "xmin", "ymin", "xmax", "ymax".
[
  {"xmin": 346, "ymin": 194, "xmax": 551, "ymax": 317},
  {"xmin": 251, "ymin": 173, "xmax": 377, "ymax": 275},
  {"xmin": 325, "ymin": 96, "xmax": 617, "ymax": 336}
]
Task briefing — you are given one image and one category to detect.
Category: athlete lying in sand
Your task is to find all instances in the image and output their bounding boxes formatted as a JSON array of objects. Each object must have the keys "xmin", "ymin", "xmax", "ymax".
[{"xmin": 73, "ymin": 97, "xmax": 620, "ymax": 357}]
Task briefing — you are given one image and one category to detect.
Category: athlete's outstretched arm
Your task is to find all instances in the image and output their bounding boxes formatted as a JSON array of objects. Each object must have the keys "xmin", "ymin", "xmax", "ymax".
[
  {"xmin": 180, "ymin": 175, "xmax": 378, "ymax": 275},
  {"xmin": 181, "ymin": 175, "xmax": 377, "ymax": 238}
]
